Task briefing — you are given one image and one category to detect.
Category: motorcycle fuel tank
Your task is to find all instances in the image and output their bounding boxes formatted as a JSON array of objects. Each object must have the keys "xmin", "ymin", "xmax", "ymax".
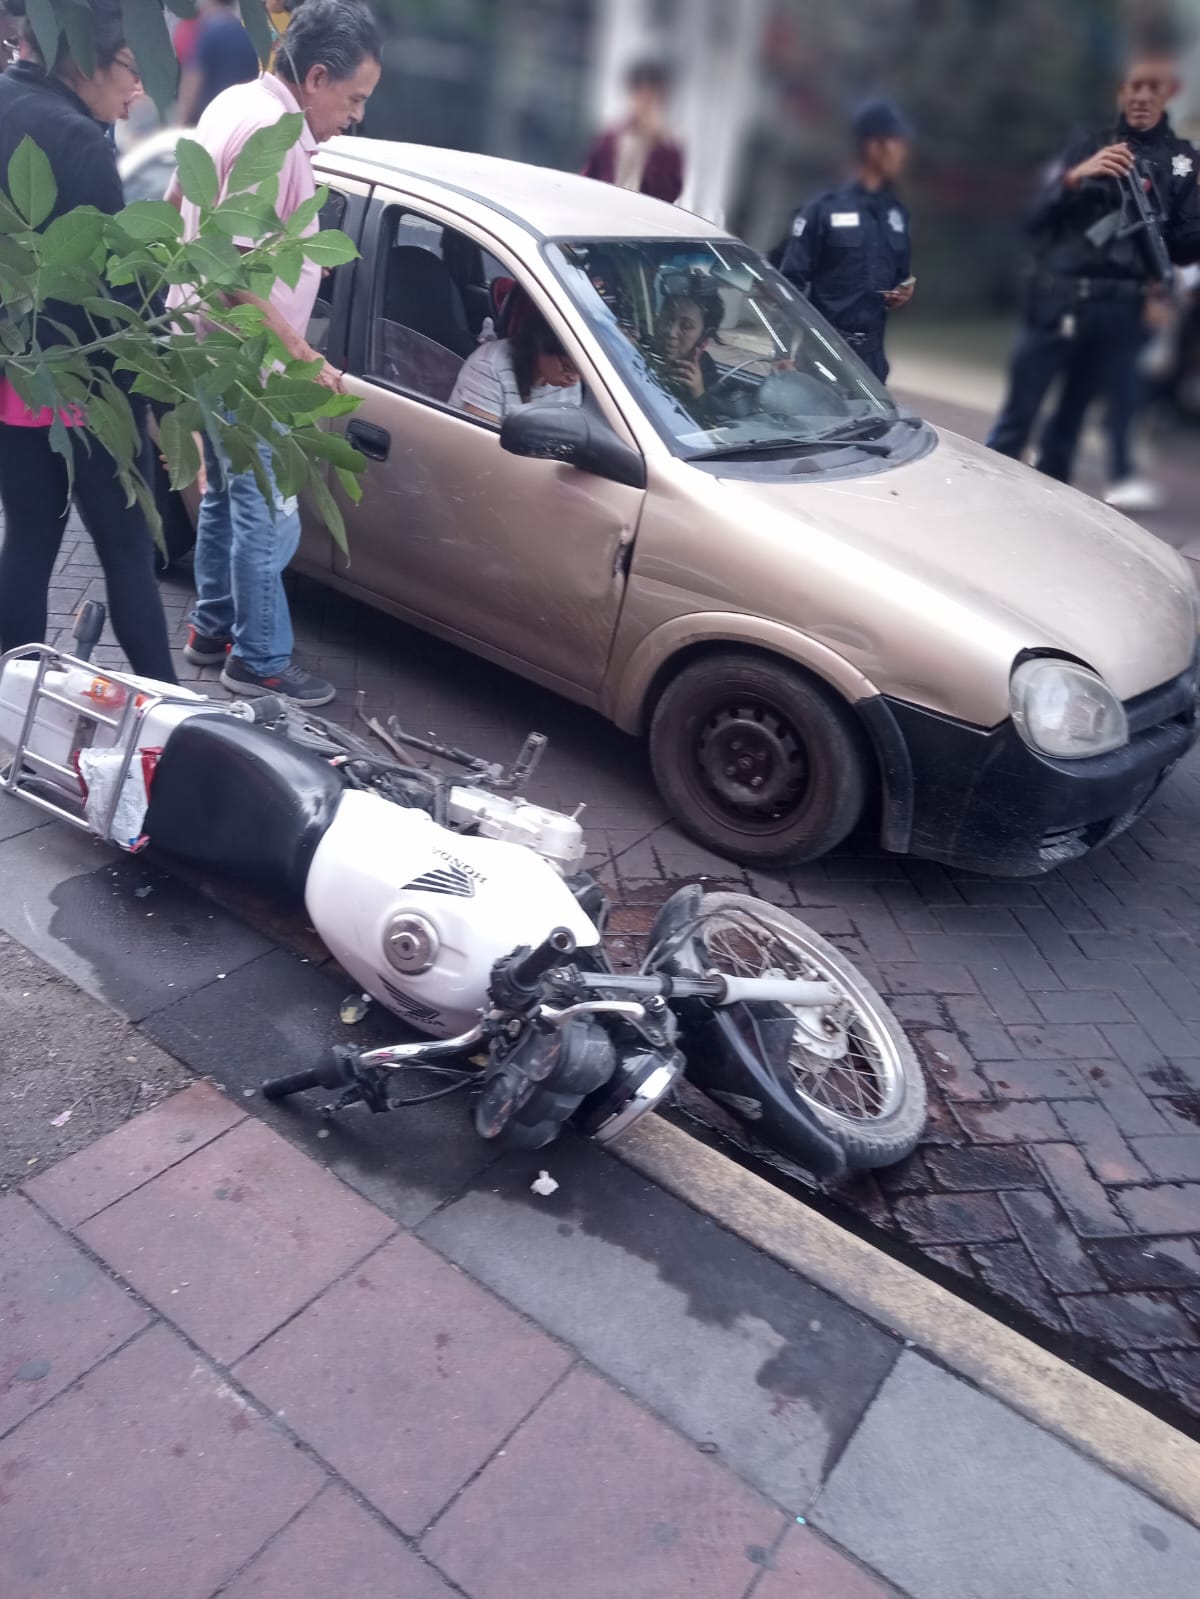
[{"xmin": 304, "ymin": 789, "xmax": 600, "ymax": 1037}]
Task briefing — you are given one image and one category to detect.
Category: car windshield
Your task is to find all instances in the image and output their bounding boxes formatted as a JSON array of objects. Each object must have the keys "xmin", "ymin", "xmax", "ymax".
[{"xmin": 546, "ymin": 239, "xmax": 898, "ymax": 457}]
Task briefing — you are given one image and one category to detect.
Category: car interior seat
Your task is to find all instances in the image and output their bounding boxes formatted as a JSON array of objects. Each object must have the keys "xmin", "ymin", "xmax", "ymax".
[{"xmin": 384, "ymin": 246, "xmax": 476, "ymax": 358}]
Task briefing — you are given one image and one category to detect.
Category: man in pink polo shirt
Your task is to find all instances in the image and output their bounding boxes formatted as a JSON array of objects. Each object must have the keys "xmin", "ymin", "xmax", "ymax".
[{"xmin": 170, "ymin": 0, "xmax": 381, "ymax": 707}]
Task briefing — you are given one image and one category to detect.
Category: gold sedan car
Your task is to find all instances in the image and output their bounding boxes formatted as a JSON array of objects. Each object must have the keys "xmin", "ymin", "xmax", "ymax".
[{"xmin": 148, "ymin": 137, "xmax": 1200, "ymax": 875}]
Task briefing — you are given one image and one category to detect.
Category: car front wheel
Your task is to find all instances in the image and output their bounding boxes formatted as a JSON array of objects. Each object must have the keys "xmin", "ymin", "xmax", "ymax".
[{"xmin": 649, "ymin": 652, "xmax": 868, "ymax": 867}]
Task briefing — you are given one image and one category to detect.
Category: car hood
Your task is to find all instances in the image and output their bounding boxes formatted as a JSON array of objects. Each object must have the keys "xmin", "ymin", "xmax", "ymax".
[{"xmin": 722, "ymin": 427, "xmax": 1196, "ymax": 702}]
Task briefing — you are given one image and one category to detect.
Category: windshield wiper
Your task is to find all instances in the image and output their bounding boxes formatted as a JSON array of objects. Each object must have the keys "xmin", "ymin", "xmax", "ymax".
[
  {"xmin": 691, "ymin": 431, "xmax": 892, "ymax": 462},
  {"xmin": 690, "ymin": 412, "xmax": 910, "ymax": 462}
]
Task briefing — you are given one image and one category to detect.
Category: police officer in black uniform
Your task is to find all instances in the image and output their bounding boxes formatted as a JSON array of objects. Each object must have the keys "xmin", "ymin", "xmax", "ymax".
[
  {"xmin": 779, "ymin": 100, "xmax": 915, "ymax": 383},
  {"xmin": 988, "ymin": 53, "xmax": 1200, "ymax": 483}
]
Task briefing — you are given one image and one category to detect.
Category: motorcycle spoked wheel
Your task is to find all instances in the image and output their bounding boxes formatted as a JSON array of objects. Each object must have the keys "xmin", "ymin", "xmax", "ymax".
[{"xmin": 664, "ymin": 891, "xmax": 926, "ymax": 1170}]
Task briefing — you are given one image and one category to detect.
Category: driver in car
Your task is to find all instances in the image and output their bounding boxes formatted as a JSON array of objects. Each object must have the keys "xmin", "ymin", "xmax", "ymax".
[{"xmin": 651, "ymin": 272, "xmax": 726, "ymax": 421}]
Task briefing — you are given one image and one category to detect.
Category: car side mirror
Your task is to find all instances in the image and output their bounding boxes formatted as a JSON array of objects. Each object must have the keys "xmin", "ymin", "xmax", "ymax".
[{"xmin": 500, "ymin": 394, "xmax": 646, "ymax": 489}]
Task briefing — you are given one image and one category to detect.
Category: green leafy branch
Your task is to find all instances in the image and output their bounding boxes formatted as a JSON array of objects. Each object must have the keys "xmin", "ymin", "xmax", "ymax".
[{"xmin": 0, "ymin": 113, "xmax": 365, "ymax": 550}]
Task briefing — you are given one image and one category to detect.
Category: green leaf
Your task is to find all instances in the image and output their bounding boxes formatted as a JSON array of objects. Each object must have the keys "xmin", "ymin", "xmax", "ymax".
[
  {"xmin": 209, "ymin": 192, "xmax": 281, "ymax": 240},
  {"xmin": 7, "ymin": 137, "xmax": 56, "ymax": 229},
  {"xmin": 120, "ymin": 0, "xmax": 179, "ymax": 115},
  {"xmin": 0, "ymin": 189, "xmax": 29, "ymax": 234},
  {"xmin": 112, "ymin": 200, "xmax": 184, "ymax": 245},
  {"xmin": 239, "ymin": 0, "xmax": 275, "ymax": 65},
  {"xmin": 131, "ymin": 469, "xmax": 165, "ymax": 551},
  {"xmin": 335, "ymin": 465, "xmax": 364, "ymax": 504},
  {"xmin": 38, "ymin": 266, "xmax": 99, "ymax": 305},
  {"xmin": 178, "ymin": 233, "xmax": 243, "ymax": 286},
  {"xmin": 274, "ymin": 243, "xmax": 305, "ymax": 290},
  {"xmin": 24, "ymin": 0, "xmax": 60, "ymax": 75},
  {"xmin": 60, "ymin": 0, "xmax": 96, "ymax": 75},
  {"xmin": 228, "ymin": 115, "xmax": 304, "ymax": 196},
  {"xmin": 307, "ymin": 467, "xmax": 350, "ymax": 556},
  {"xmin": 39, "ymin": 207, "xmax": 107, "ymax": 271},
  {"xmin": 285, "ymin": 189, "xmax": 326, "ymax": 238},
  {"xmin": 294, "ymin": 425, "xmax": 367, "ymax": 473},
  {"xmin": 0, "ymin": 234, "xmax": 36, "ymax": 280},
  {"xmin": 158, "ymin": 407, "xmax": 202, "ymax": 491},
  {"xmin": 300, "ymin": 230, "xmax": 359, "ymax": 268},
  {"xmin": 175, "ymin": 139, "xmax": 220, "ymax": 211},
  {"xmin": 82, "ymin": 296, "xmax": 145, "ymax": 328}
]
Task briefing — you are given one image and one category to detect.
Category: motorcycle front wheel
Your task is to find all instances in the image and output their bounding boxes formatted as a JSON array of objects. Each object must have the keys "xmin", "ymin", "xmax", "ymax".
[{"xmin": 687, "ymin": 891, "xmax": 926, "ymax": 1169}]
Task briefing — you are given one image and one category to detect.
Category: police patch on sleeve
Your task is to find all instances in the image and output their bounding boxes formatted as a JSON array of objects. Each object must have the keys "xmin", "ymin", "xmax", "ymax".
[
  {"xmin": 1172, "ymin": 152, "xmax": 1195, "ymax": 179},
  {"xmin": 888, "ymin": 207, "xmax": 906, "ymax": 233},
  {"xmin": 792, "ymin": 215, "xmax": 807, "ymax": 237}
]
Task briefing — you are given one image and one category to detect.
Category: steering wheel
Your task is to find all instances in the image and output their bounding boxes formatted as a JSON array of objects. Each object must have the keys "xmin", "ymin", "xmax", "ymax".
[{"xmin": 708, "ymin": 356, "xmax": 766, "ymax": 391}]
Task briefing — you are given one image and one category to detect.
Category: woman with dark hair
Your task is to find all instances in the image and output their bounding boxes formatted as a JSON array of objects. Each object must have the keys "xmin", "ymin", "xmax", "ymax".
[
  {"xmin": 0, "ymin": 0, "xmax": 177, "ymax": 680},
  {"xmin": 653, "ymin": 272, "xmax": 724, "ymax": 410},
  {"xmin": 449, "ymin": 290, "xmax": 580, "ymax": 425}
]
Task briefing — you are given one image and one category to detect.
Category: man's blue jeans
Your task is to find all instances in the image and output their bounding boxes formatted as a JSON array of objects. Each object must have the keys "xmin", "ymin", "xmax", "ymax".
[{"xmin": 190, "ymin": 430, "xmax": 301, "ymax": 677}]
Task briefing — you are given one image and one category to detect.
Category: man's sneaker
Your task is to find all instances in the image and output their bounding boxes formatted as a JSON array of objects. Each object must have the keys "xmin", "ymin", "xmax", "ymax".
[
  {"xmin": 183, "ymin": 625, "xmax": 231, "ymax": 667},
  {"xmin": 1104, "ymin": 477, "xmax": 1164, "ymax": 514},
  {"xmin": 220, "ymin": 655, "xmax": 336, "ymax": 707}
]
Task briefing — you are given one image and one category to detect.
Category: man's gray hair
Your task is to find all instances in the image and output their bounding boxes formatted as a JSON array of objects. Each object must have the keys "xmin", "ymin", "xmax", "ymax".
[{"xmin": 275, "ymin": 0, "xmax": 382, "ymax": 87}]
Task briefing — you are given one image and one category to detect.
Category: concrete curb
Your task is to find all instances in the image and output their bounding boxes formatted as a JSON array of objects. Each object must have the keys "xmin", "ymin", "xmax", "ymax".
[{"xmin": 615, "ymin": 1115, "xmax": 1200, "ymax": 1530}]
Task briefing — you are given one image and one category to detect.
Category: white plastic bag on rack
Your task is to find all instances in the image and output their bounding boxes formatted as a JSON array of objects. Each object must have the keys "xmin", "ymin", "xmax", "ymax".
[{"xmin": 76, "ymin": 745, "xmax": 161, "ymax": 851}]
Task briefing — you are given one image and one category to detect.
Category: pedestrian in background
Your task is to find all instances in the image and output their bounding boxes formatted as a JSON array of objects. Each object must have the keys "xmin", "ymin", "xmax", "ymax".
[
  {"xmin": 0, "ymin": 0, "xmax": 177, "ymax": 681},
  {"xmin": 779, "ymin": 99, "xmax": 915, "ymax": 384},
  {"xmin": 175, "ymin": 0, "xmax": 259, "ymax": 127},
  {"xmin": 987, "ymin": 52, "xmax": 1200, "ymax": 489},
  {"xmin": 167, "ymin": 0, "xmax": 381, "ymax": 708},
  {"xmin": 582, "ymin": 58, "xmax": 684, "ymax": 205}
]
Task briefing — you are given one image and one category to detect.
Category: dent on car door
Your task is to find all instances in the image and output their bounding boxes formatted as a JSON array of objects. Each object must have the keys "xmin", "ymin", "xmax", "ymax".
[
  {"xmin": 329, "ymin": 192, "xmax": 646, "ymax": 695},
  {"xmin": 294, "ymin": 177, "xmax": 371, "ymax": 574}
]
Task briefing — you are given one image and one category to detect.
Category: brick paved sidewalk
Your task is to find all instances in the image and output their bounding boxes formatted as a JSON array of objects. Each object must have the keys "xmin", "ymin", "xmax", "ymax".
[{"xmin": 4, "ymin": 1080, "xmax": 1199, "ymax": 1599}]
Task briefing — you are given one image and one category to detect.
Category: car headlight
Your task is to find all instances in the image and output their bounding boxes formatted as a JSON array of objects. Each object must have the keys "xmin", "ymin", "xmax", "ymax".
[{"xmin": 1010, "ymin": 659, "xmax": 1129, "ymax": 759}]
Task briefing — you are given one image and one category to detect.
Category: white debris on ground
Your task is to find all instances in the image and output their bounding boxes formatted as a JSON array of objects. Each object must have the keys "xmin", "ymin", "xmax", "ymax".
[{"xmin": 530, "ymin": 1170, "xmax": 559, "ymax": 1197}]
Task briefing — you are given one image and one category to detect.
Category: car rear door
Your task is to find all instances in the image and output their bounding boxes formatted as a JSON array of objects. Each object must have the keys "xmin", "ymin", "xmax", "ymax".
[{"xmin": 327, "ymin": 188, "xmax": 646, "ymax": 697}]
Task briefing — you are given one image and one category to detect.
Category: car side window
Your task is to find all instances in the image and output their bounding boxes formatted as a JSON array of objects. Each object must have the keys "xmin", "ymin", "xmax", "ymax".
[
  {"xmin": 365, "ymin": 206, "xmax": 505, "ymax": 406},
  {"xmin": 306, "ymin": 189, "xmax": 349, "ymax": 357}
]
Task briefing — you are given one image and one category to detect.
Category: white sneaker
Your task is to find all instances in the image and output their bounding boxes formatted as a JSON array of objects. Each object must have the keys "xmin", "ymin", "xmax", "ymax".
[{"xmin": 1104, "ymin": 478, "xmax": 1164, "ymax": 513}]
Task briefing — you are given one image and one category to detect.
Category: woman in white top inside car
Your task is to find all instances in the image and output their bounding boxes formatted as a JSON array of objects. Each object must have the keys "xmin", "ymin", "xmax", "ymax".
[{"xmin": 450, "ymin": 288, "xmax": 581, "ymax": 424}]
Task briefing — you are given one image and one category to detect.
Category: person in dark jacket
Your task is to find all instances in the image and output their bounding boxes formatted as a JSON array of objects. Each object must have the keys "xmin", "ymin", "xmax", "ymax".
[
  {"xmin": 779, "ymin": 99, "xmax": 915, "ymax": 384},
  {"xmin": 988, "ymin": 54, "xmax": 1200, "ymax": 486},
  {"xmin": 582, "ymin": 58, "xmax": 684, "ymax": 205},
  {"xmin": 0, "ymin": 0, "xmax": 176, "ymax": 680}
]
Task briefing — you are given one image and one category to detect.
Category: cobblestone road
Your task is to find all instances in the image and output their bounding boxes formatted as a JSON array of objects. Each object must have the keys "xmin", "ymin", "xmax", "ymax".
[{"xmin": 21, "ymin": 395, "xmax": 1200, "ymax": 1427}]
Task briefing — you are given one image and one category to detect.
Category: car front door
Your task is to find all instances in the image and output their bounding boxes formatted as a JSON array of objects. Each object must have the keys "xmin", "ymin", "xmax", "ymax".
[{"xmin": 329, "ymin": 190, "xmax": 645, "ymax": 697}]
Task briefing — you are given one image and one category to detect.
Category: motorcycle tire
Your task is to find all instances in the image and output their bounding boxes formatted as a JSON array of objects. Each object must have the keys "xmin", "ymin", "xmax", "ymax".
[{"xmin": 686, "ymin": 891, "xmax": 925, "ymax": 1169}]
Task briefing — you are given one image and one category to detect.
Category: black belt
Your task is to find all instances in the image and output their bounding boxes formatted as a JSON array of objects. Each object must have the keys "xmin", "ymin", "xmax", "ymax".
[{"xmin": 1042, "ymin": 273, "xmax": 1146, "ymax": 302}]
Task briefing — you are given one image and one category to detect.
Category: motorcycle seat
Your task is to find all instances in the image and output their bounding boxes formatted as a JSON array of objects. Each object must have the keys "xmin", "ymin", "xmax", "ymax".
[{"xmin": 143, "ymin": 713, "xmax": 346, "ymax": 898}]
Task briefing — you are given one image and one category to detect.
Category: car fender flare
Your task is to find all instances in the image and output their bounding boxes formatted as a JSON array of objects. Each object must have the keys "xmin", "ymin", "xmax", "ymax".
[{"xmin": 606, "ymin": 613, "xmax": 882, "ymax": 735}]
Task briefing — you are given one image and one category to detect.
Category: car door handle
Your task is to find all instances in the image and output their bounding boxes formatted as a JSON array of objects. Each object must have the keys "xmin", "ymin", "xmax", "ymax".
[{"xmin": 346, "ymin": 420, "xmax": 391, "ymax": 461}]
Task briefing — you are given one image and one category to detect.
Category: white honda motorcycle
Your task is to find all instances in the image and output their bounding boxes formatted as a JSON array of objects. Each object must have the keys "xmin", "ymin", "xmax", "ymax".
[{"xmin": 0, "ymin": 603, "xmax": 925, "ymax": 1176}]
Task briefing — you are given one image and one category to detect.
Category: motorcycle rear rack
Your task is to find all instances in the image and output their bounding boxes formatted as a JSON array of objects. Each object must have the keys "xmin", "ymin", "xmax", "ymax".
[{"xmin": 0, "ymin": 644, "xmax": 204, "ymax": 848}]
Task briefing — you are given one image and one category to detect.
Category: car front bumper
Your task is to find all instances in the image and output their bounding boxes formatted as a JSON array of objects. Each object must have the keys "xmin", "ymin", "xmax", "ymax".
[{"xmin": 858, "ymin": 658, "xmax": 1200, "ymax": 877}]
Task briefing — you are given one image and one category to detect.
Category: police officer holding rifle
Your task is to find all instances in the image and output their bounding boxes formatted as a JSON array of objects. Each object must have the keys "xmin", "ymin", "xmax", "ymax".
[{"xmin": 988, "ymin": 51, "xmax": 1200, "ymax": 489}]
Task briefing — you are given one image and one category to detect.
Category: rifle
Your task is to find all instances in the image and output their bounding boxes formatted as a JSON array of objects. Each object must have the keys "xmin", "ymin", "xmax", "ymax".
[{"xmin": 1085, "ymin": 158, "xmax": 1174, "ymax": 286}]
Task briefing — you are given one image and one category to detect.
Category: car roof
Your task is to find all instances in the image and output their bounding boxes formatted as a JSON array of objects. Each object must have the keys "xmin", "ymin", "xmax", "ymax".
[{"xmin": 319, "ymin": 138, "xmax": 733, "ymax": 243}]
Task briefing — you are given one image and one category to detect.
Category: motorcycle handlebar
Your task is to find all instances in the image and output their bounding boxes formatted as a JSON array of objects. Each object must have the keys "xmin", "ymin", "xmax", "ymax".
[
  {"xmin": 577, "ymin": 971, "xmax": 839, "ymax": 1008},
  {"xmin": 510, "ymin": 927, "xmax": 576, "ymax": 990}
]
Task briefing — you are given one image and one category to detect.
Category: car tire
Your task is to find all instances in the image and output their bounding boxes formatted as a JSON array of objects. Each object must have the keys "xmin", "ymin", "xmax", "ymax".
[{"xmin": 649, "ymin": 652, "xmax": 867, "ymax": 867}]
